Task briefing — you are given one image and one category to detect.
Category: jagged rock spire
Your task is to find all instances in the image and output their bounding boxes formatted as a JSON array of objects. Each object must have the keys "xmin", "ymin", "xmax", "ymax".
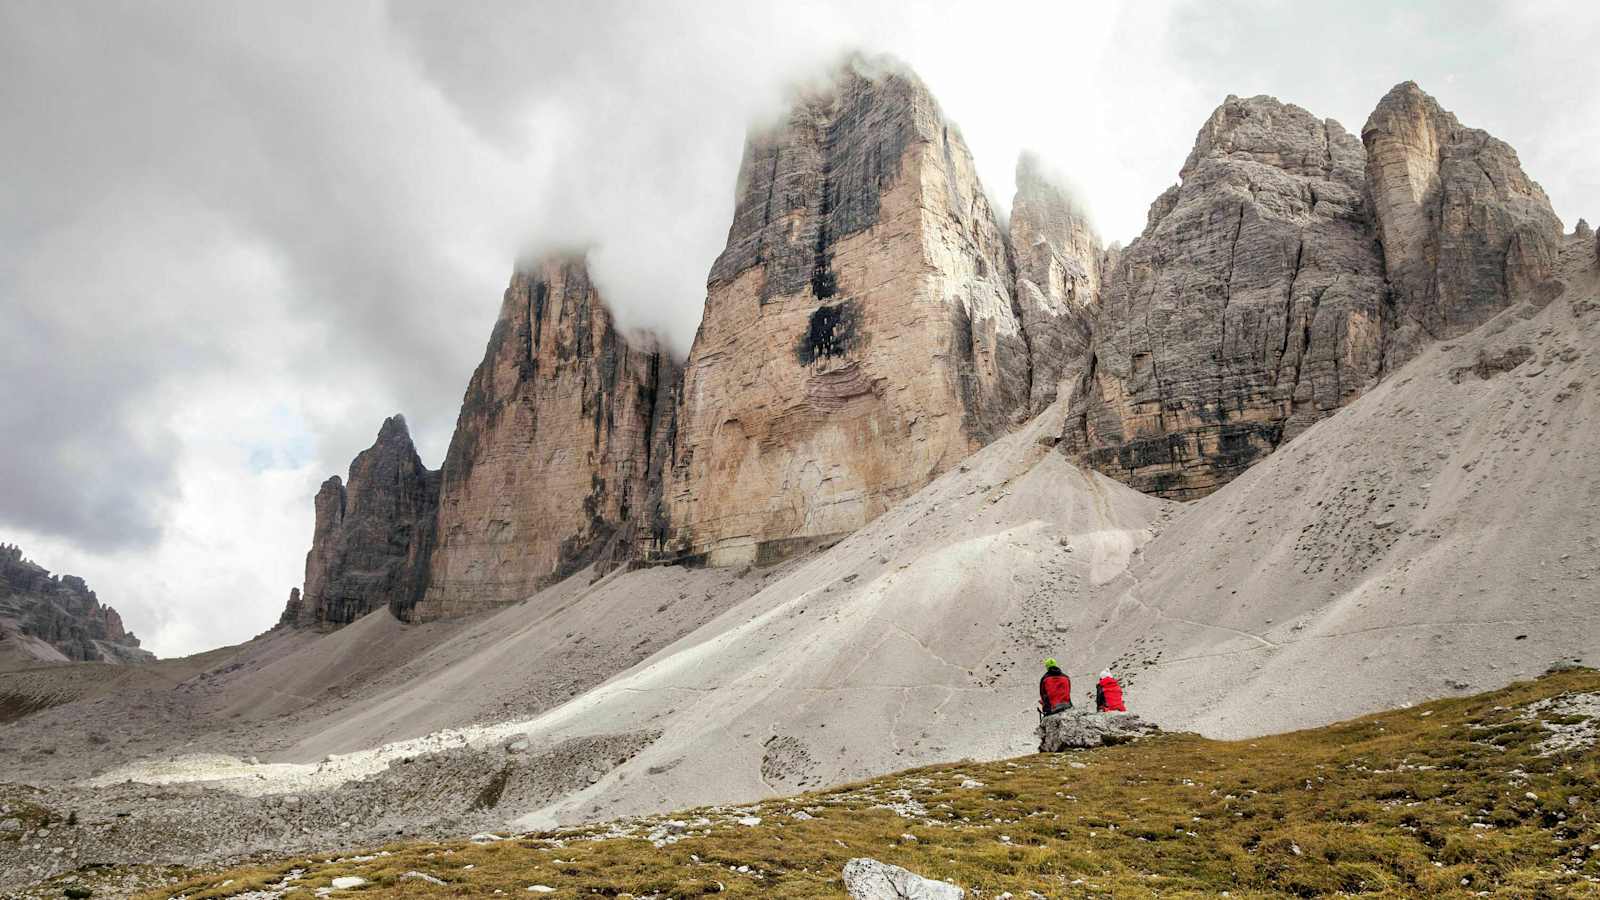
[
  {"xmin": 290, "ymin": 414, "xmax": 439, "ymax": 627},
  {"xmin": 411, "ymin": 255, "xmax": 679, "ymax": 620}
]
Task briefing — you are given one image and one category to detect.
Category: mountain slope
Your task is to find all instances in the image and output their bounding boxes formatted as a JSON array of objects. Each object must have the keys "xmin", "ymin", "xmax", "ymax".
[{"xmin": 129, "ymin": 669, "xmax": 1600, "ymax": 900}]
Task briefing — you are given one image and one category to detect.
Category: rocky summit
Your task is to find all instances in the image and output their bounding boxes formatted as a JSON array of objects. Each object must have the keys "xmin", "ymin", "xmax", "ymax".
[
  {"xmin": 0, "ymin": 544, "xmax": 152, "ymax": 665},
  {"xmin": 278, "ymin": 68, "xmax": 1573, "ymax": 627},
  {"xmin": 289, "ymin": 415, "xmax": 439, "ymax": 628},
  {"xmin": 1060, "ymin": 83, "xmax": 1564, "ymax": 500},
  {"xmin": 1061, "ymin": 94, "xmax": 1388, "ymax": 499},
  {"xmin": 1362, "ymin": 81, "xmax": 1565, "ymax": 369},
  {"xmin": 659, "ymin": 56, "xmax": 1029, "ymax": 567},
  {"xmin": 412, "ymin": 257, "xmax": 679, "ymax": 621}
]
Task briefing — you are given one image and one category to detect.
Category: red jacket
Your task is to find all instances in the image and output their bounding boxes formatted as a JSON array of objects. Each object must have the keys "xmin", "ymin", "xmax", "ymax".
[
  {"xmin": 1039, "ymin": 669, "xmax": 1072, "ymax": 714},
  {"xmin": 1096, "ymin": 676, "xmax": 1126, "ymax": 712}
]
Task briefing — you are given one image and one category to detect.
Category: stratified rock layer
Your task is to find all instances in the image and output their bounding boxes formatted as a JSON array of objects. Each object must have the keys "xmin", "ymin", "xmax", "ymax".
[
  {"xmin": 1009, "ymin": 153, "xmax": 1102, "ymax": 411},
  {"xmin": 660, "ymin": 57, "xmax": 1028, "ymax": 566},
  {"xmin": 292, "ymin": 415, "xmax": 439, "ymax": 627},
  {"xmin": 1062, "ymin": 95, "xmax": 1387, "ymax": 499},
  {"xmin": 414, "ymin": 257, "xmax": 678, "ymax": 620},
  {"xmin": 0, "ymin": 543, "xmax": 153, "ymax": 663},
  {"xmin": 1362, "ymin": 82, "xmax": 1564, "ymax": 369}
]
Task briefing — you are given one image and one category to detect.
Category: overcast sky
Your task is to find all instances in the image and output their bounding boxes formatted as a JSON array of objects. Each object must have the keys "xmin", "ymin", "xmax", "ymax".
[{"xmin": 2, "ymin": 1, "xmax": 1596, "ymax": 657}]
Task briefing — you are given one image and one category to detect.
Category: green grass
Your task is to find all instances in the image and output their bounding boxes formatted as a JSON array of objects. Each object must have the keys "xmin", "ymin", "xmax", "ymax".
[{"xmin": 137, "ymin": 670, "xmax": 1600, "ymax": 898}]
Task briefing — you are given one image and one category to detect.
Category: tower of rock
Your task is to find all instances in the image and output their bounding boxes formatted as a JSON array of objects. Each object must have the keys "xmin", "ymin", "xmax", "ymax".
[
  {"xmin": 1061, "ymin": 95, "xmax": 1388, "ymax": 499},
  {"xmin": 410, "ymin": 256, "xmax": 679, "ymax": 620},
  {"xmin": 657, "ymin": 56, "xmax": 1029, "ymax": 566},
  {"xmin": 1008, "ymin": 152, "xmax": 1103, "ymax": 411},
  {"xmin": 291, "ymin": 415, "xmax": 439, "ymax": 627},
  {"xmin": 1362, "ymin": 81, "xmax": 1564, "ymax": 369}
]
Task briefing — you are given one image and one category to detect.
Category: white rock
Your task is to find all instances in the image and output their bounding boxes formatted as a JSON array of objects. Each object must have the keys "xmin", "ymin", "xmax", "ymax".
[
  {"xmin": 527, "ymin": 887, "xmax": 556, "ymax": 894},
  {"xmin": 842, "ymin": 858, "xmax": 964, "ymax": 899},
  {"xmin": 738, "ymin": 815, "xmax": 762, "ymax": 826},
  {"xmin": 329, "ymin": 875, "xmax": 367, "ymax": 889}
]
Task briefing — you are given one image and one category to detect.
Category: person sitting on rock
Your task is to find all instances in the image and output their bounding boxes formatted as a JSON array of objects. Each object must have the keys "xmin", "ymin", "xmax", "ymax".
[
  {"xmin": 1038, "ymin": 658, "xmax": 1072, "ymax": 716},
  {"xmin": 1095, "ymin": 669, "xmax": 1126, "ymax": 713}
]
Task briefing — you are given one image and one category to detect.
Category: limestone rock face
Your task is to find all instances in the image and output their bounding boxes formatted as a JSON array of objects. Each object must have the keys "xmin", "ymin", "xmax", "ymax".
[
  {"xmin": 0, "ymin": 543, "xmax": 153, "ymax": 663},
  {"xmin": 414, "ymin": 257, "xmax": 678, "ymax": 620},
  {"xmin": 291, "ymin": 415, "xmax": 440, "ymax": 627},
  {"xmin": 660, "ymin": 57, "xmax": 1028, "ymax": 566},
  {"xmin": 1362, "ymin": 82, "xmax": 1564, "ymax": 368},
  {"xmin": 1063, "ymin": 95, "xmax": 1387, "ymax": 499},
  {"xmin": 1009, "ymin": 153, "xmax": 1102, "ymax": 411},
  {"xmin": 1036, "ymin": 709, "xmax": 1160, "ymax": 751}
]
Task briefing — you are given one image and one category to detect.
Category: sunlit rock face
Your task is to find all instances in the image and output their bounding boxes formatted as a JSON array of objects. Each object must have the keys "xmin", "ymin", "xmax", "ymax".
[
  {"xmin": 659, "ymin": 56, "xmax": 1029, "ymax": 567},
  {"xmin": 412, "ymin": 257, "xmax": 677, "ymax": 620},
  {"xmin": 1062, "ymin": 94, "xmax": 1388, "ymax": 500},
  {"xmin": 1362, "ymin": 81, "xmax": 1564, "ymax": 370}
]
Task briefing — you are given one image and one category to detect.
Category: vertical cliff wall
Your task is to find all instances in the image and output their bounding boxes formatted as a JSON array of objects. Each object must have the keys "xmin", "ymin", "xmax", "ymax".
[
  {"xmin": 1008, "ymin": 153, "xmax": 1103, "ymax": 412},
  {"xmin": 1362, "ymin": 81, "xmax": 1564, "ymax": 370},
  {"xmin": 1061, "ymin": 95, "xmax": 1390, "ymax": 499},
  {"xmin": 659, "ymin": 57, "xmax": 1029, "ymax": 567},
  {"xmin": 411, "ymin": 257, "xmax": 678, "ymax": 620}
]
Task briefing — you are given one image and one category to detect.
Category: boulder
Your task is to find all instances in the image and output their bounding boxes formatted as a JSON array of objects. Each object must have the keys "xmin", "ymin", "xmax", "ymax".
[
  {"xmin": 1362, "ymin": 81, "xmax": 1563, "ymax": 369},
  {"xmin": 1062, "ymin": 94, "xmax": 1386, "ymax": 499},
  {"xmin": 659, "ymin": 55, "xmax": 1029, "ymax": 567},
  {"xmin": 1036, "ymin": 710, "xmax": 1160, "ymax": 751},
  {"xmin": 842, "ymin": 857, "xmax": 964, "ymax": 900}
]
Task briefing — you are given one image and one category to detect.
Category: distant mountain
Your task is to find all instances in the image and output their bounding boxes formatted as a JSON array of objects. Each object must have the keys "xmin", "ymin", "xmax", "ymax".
[{"xmin": 0, "ymin": 543, "xmax": 154, "ymax": 666}]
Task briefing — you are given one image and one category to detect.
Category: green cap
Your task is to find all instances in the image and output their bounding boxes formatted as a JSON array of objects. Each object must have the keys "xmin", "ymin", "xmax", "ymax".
[{"xmin": 1043, "ymin": 658, "xmax": 1058, "ymax": 669}]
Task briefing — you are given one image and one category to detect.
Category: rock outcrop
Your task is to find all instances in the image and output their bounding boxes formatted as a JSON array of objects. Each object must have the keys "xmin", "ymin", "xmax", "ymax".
[
  {"xmin": 658, "ymin": 56, "xmax": 1029, "ymax": 566},
  {"xmin": 1036, "ymin": 709, "xmax": 1161, "ymax": 751},
  {"xmin": 1009, "ymin": 152, "xmax": 1102, "ymax": 411},
  {"xmin": 0, "ymin": 543, "xmax": 153, "ymax": 664},
  {"xmin": 842, "ymin": 858, "xmax": 964, "ymax": 900},
  {"xmin": 413, "ymin": 256, "xmax": 679, "ymax": 620},
  {"xmin": 1362, "ymin": 82, "xmax": 1564, "ymax": 369},
  {"xmin": 289, "ymin": 415, "xmax": 440, "ymax": 627},
  {"xmin": 1062, "ymin": 95, "xmax": 1387, "ymax": 499}
]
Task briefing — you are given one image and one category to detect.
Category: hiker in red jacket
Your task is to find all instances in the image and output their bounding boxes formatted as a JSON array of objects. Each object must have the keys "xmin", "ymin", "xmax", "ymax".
[
  {"xmin": 1095, "ymin": 669, "xmax": 1126, "ymax": 712},
  {"xmin": 1038, "ymin": 658, "xmax": 1072, "ymax": 716}
]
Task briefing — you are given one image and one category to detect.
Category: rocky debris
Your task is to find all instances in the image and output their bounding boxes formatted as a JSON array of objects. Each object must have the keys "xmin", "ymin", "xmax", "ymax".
[
  {"xmin": 661, "ymin": 54, "xmax": 1029, "ymax": 567},
  {"xmin": 1522, "ymin": 692, "xmax": 1600, "ymax": 756},
  {"xmin": 1063, "ymin": 94, "xmax": 1387, "ymax": 499},
  {"xmin": 0, "ymin": 544, "xmax": 153, "ymax": 664},
  {"xmin": 286, "ymin": 416, "xmax": 440, "ymax": 628},
  {"xmin": 842, "ymin": 857, "xmax": 964, "ymax": 899},
  {"xmin": 0, "ymin": 730, "xmax": 656, "ymax": 893},
  {"xmin": 413, "ymin": 256, "xmax": 679, "ymax": 620},
  {"xmin": 1036, "ymin": 710, "xmax": 1160, "ymax": 752},
  {"xmin": 1009, "ymin": 152, "xmax": 1102, "ymax": 412},
  {"xmin": 1362, "ymin": 81, "xmax": 1564, "ymax": 369}
]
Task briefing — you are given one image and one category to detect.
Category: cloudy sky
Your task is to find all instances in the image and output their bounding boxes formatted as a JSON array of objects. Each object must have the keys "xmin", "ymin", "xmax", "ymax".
[{"xmin": 3, "ymin": 1, "xmax": 1596, "ymax": 657}]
